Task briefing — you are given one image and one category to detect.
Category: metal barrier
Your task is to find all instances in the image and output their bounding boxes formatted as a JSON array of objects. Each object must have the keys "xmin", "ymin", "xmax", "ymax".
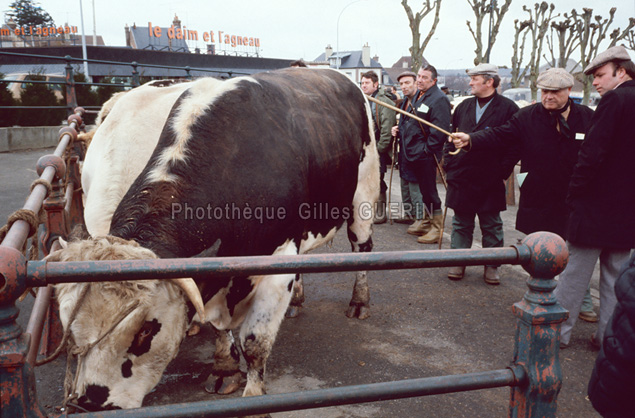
[
  {"xmin": 0, "ymin": 105, "xmax": 570, "ymax": 418},
  {"xmin": 0, "ymin": 50, "xmax": 250, "ymax": 118}
]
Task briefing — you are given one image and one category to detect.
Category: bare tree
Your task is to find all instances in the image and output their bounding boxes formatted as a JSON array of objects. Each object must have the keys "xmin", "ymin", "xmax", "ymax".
[
  {"xmin": 569, "ymin": 8, "xmax": 632, "ymax": 105},
  {"xmin": 544, "ymin": 13, "xmax": 579, "ymax": 70},
  {"xmin": 624, "ymin": 27, "xmax": 635, "ymax": 50},
  {"xmin": 523, "ymin": 2, "xmax": 557, "ymax": 101},
  {"xmin": 510, "ymin": 18, "xmax": 531, "ymax": 87},
  {"xmin": 401, "ymin": 0, "xmax": 442, "ymax": 72},
  {"xmin": 608, "ymin": 17, "xmax": 635, "ymax": 48},
  {"xmin": 466, "ymin": 0, "xmax": 513, "ymax": 65}
]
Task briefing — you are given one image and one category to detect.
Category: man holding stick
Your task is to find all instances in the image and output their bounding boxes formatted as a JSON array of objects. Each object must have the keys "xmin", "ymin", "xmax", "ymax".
[
  {"xmin": 442, "ymin": 63, "xmax": 519, "ymax": 284},
  {"xmin": 391, "ymin": 66, "xmax": 451, "ymax": 244}
]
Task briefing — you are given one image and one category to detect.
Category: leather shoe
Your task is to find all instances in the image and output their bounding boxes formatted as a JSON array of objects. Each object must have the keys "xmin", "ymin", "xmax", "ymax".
[
  {"xmin": 578, "ymin": 310, "xmax": 598, "ymax": 323},
  {"xmin": 447, "ymin": 266, "xmax": 465, "ymax": 281},
  {"xmin": 394, "ymin": 217, "xmax": 414, "ymax": 225},
  {"xmin": 483, "ymin": 266, "xmax": 500, "ymax": 285}
]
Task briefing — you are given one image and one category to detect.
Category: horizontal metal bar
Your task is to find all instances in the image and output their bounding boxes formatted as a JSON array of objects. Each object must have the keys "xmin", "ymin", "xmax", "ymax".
[
  {"xmin": 26, "ymin": 247, "xmax": 528, "ymax": 287},
  {"xmin": 0, "ymin": 50, "xmax": 250, "ymax": 75},
  {"xmin": 0, "ymin": 106, "xmax": 70, "ymax": 109},
  {"xmin": 71, "ymin": 368, "xmax": 521, "ymax": 418},
  {"xmin": 0, "ymin": 79, "xmax": 62, "ymax": 86}
]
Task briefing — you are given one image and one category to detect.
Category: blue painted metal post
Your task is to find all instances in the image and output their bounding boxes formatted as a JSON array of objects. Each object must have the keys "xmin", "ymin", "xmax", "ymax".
[
  {"xmin": 509, "ymin": 232, "xmax": 570, "ymax": 417},
  {"xmin": 0, "ymin": 247, "xmax": 46, "ymax": 418}
]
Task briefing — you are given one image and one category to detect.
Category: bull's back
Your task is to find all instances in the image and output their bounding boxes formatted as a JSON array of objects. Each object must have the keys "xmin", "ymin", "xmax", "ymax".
[{"xmin": 111, "ymin": 69, "xmax": 372, "ymax": 257}]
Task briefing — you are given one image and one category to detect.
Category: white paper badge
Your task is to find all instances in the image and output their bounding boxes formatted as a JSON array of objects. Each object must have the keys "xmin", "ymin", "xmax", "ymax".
[
  {"xmin": 575, "ymin": 133, "xmax": 585, "ymax": 140},
  {"xmin": 417, "ymin": 103, "xmax": 429, "ymax": 113},
  {"xmin": 517, "ymin": 172, "xmax": 528, "ymax": 188}
]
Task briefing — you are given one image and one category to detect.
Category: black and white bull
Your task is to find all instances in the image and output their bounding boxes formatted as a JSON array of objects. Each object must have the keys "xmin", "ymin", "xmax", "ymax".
[{"xmin": 48, "ymin": 68, "xmax": 379, "ymax": 412}]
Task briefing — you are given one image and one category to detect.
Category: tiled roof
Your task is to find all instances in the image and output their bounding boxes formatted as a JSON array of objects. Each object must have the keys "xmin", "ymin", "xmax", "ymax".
[{"xmin": 313, "ymin": 50, "xmax": 383, "ymax": 69}]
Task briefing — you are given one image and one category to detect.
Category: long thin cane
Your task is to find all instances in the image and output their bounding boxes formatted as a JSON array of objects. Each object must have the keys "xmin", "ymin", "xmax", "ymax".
[
  {"xmin": 433, "ymin": 154, "xmax": 449, "ymax": 249},
  {"xmin": 387, "ymin": 135, "xmax": 397, "ymax": 224}
]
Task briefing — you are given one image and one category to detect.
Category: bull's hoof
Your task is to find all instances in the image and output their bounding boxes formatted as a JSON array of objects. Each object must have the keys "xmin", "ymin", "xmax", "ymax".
[
  {"xmin": 285, "ymin": 305, "xmax": 301, "ymax": 318},
  {"xmin": 345, "ymin": 304, "xmax": 370, "ymax": 320},
  {"xmin": 204, "ymin": 371, "xmax": 244, "ymax": 395}
]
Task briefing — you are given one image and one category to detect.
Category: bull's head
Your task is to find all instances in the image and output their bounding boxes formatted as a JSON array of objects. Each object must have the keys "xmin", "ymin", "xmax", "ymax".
[{"xmin": 47, "ymin": 236, "xmax": 203, "ymax": 410}]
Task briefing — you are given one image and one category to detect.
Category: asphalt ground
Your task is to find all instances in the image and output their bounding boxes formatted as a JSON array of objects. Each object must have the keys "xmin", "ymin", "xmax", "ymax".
[{"xmin": 1, "ymin": 147, "xmax": 602, "ymax": 417}]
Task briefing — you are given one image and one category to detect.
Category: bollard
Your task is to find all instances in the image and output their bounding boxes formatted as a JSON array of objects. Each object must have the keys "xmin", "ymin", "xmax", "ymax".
[{"xmin": 509, "ymin": 232, "xmax": 569, "ymax": 418}]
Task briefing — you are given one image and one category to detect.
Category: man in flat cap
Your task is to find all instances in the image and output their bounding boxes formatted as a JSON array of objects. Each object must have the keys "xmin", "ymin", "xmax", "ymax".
[
  {"xmin": 553, "ymin": 46, "xmax": 635, "ymax": 355},
  {"xmin": 442, "ymin": 63, "xmax": 519, "ymax": 284},
  {"xmin": 391, "ymin": 65, "xmax": 451, "ymax": 244},
  {"xmin": 450, "ymin": 67, "xmax": 594, "ymax": 282}
]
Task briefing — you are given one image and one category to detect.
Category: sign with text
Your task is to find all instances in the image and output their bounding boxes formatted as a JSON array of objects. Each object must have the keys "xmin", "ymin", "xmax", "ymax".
[
  {"xmin": 148, "ymin": 22, "xmax": 260, "ymax": 49},
  {"xmin": 1, "ymin": 25, "xmax": 78, "ymax": 37}
]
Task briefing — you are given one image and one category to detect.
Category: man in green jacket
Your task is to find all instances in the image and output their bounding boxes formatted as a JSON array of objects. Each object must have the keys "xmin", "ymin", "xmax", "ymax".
[{"xmin": 361, "ymin": 70, "xmax": 396, "ymax": 224}]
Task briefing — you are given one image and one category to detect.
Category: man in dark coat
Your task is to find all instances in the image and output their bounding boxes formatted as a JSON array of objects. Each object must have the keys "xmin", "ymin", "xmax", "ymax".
[
  {"xmin": 450, "ymin": 68, "xmax": 594, "ymax": 239},
  {"xmin": 360, "ymin": 71, "xmax": 396, "ymax": 224},
  {"xmin": 588, "ymin": 252, "xmax": 635, "ymax": 417},
  {"xmin": 391, "ymin": 65, "xmax": 451, "ymax": 244},
  {"xmin": 555, "ymin": 45, "xmax": 635, "ymax": 349},
  {"xmin": 443, "ymin": 63, "xmax": 519, "ymax": 284}
]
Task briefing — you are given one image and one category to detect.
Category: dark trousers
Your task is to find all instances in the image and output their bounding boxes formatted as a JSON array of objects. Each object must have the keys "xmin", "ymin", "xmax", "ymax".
[
  {"xmin": 379, "ymin": 152, "xmax": 388, "ymax": 194},
  {"xmin": 451, "ymin": 209, "xmax": 503, "ymax": 267},
  {"xmin": 413, "ymin": 158, "xmax": 441, "ymax": 213}
]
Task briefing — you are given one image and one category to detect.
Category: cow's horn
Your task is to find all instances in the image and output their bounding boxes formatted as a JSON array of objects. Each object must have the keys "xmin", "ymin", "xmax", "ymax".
[{"xmin": 171, "ymin": 278, "xmax": 205, "ymax": 320}]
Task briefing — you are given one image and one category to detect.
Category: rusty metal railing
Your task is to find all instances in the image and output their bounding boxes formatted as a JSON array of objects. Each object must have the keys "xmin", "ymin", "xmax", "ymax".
[{"xmin": 0, "ymin": 104, "xmax": 570, "ymax": 418}]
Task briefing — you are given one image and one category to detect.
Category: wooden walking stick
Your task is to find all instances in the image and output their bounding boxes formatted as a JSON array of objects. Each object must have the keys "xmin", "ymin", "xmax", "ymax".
[
  {"xmin": 387, "ymin": 135, "xmax": 397, "ymax": 225},
  {"xmin": 367, "ymin": 95, "xmax": 462, "ymax": 155},
  {"xmin": 368, "ymin": 95, "xmax": 452, "ymax": 247}
]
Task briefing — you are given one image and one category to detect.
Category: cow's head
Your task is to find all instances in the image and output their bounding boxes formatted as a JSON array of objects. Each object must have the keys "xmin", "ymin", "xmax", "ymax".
[{"xmin": 47, "ymin": 236, "xmax": 198, "ymax": 410}]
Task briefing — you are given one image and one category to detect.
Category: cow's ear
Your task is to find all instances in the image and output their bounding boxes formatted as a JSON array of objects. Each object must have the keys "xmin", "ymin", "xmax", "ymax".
[{"xmin": 58, "ymin": 238, "xmax": 68, "ymax": 249}]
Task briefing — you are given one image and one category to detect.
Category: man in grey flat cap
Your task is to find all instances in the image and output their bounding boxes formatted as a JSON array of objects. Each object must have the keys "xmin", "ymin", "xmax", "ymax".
[
  {"xmin": 442, "ymin": 63, "xmax": 519, "ymax": 284},
  {"xmin": 553, "ymin": 45, "xmax": 635, "ymax": 354},
  {"xmin": 450, "ymin": 67, "xmax": 594, "ymax": 282},
  {"xmin": 391, "ymin": 66, "xmax": 451, "ymax": 243}
]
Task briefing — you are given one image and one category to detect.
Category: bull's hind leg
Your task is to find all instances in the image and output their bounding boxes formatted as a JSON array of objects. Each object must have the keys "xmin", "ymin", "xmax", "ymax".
[
  {"xmin": 346, "ymin": 125, "xmax": 380, "ymax": 320},
  {"xmin": 204, "ymin": 330, "xmax": 243, "ymax": 395}
]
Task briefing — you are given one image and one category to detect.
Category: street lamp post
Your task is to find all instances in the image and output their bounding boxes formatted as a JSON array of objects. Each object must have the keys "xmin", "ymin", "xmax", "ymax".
[
  {"xmin": 336, "ymin": 0, "xmax": 366, "ymax": 70},
  {"xmin": 78, "ymin": 0, "xmax": 90, "ymax": 79}
]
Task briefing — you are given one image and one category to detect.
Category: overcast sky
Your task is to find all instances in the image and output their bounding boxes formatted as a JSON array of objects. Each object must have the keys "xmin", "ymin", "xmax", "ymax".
[{"xmin": 2, "ymin": 0, "xmax": 634, "ymax": 69}]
